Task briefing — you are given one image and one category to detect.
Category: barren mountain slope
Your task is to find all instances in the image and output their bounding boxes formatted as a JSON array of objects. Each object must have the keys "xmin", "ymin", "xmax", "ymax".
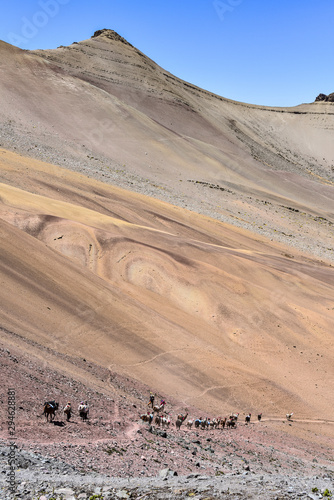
[
  {"xmin": 0, "ymin": 29, "xmax": 334, "ymax": 460},
  {"xmin": 31, "ymin": 29, "xmax": 334, "ymax": 188},
  {"xmin": 0, "ymin": 32, "xmax": 333, "ymax": 262},
  {"xmin": 1, "ymin": 149, "xmax": 333, "ymax": 435}
]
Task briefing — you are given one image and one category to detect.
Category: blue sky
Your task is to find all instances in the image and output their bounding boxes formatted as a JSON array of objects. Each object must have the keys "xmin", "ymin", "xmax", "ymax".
[{"xmin": 1, "ymin": 0, "xmax": 333, "ymax": 107}]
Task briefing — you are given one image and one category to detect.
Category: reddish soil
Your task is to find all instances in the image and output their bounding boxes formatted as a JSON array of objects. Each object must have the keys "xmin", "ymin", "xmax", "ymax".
[{"xmin": 1, "ymin": 341, "xmax": 333, "ymax": 482}]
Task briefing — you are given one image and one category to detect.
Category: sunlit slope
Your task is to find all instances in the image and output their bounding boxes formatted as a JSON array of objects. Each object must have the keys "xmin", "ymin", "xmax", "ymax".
[
  {"xmin": 1, "ymin": 149, "xmax": 333, "ymax": 418},
  {"xmin": 0, "ymin": 33, "xmax": 333, "ymax": 217},
  {"xmin": 32, "ymin": 30, "xmax": 334, "ymax": 191}
]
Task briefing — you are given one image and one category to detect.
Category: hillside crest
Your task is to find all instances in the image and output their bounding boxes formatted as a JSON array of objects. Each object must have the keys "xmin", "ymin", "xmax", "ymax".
[{"xmin": 91, "ymin": 28, "xmax": 133, "ymax": 47}]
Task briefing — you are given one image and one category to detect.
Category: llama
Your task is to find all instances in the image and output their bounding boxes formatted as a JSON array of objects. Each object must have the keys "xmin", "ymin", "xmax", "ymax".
[
  {"xmin": 140, "ymin": 412, "xmax": 153, "ymax": 424},
  {"xmin": 226, "ymin": 418, "xmax": 236, "ymax": 429},
  {"xmin": 43, "ymin": 401, "xmax": 58, "ymax": 422},
  {"xmin": 175, "ymin": 413, "xmax": 188, "ymax": 430},
  {"xmin": 153, "ymin": 402, "xmax": 165, "ymax": 413},
  {"xmin": 200, "ymin": 418, "xmax": 208, "ymax": 430},
  {"xmin": 207, "ymin": 418, "xmax": 216, "ymax": 430},
  {"xmin": 161, "ymin": 415, "xmax": 170, "ymax": 428},
  {"xmin": 211, "ymin": 418, "xmax": 221, "ymax": 429},
  {"xmin": 155, "ymin": 414, "xmax": 163, "ymax": 426},
  {"xmin": 194, "ymin": 418, "xmax": 202, "ymax": 428},
  {"xmin": 214, "ymin": 418, "xmax": 222, "ymax": 429},
  {"xmin": 186, "ymin": 419, "xmax": 194, "ymax": 429}
]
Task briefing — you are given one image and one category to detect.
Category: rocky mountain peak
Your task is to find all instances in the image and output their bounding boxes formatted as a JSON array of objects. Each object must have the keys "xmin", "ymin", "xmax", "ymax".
[{"xmin": 91, "ymin": 29, "xmax": 133, "ymax": 47}]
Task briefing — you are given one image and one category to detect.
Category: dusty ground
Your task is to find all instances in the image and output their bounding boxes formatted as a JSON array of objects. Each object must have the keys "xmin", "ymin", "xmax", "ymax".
[{"xmin": 0, "ymin": 342, "xmax": 333, "ymax": 499}]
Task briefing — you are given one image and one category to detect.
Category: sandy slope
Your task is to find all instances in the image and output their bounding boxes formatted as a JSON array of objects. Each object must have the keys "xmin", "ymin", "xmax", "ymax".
[{"xmin": 0, "ymin": 149, "xmax": 333, "ymax": 436}]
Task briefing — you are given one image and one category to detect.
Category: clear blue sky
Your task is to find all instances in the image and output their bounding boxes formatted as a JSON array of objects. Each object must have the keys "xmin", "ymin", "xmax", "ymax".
[{"xmin": 1, "ymin": 0, "xmax": 333, "ymax": 107}]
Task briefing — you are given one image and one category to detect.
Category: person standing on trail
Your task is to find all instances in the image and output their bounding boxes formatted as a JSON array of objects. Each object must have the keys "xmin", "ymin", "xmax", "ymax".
[{"xmin": 148, "ymin": 393, "xmax": 155, "ymax": 408}]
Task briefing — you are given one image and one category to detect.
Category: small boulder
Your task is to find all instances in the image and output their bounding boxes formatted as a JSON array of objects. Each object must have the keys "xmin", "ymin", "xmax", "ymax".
[
  {"xmin": 186, "ymin": 473, "xmax": 200, "ymax": 479},
  {"xmin": 53, "ymin": 488, "xmax": 76, "ymax": 500},
  {"xmin": 116, "ymin": 491, "xmax": 130, "ymax": 499},
  {"xmin": 159, "ymin": 468, "xmax": 178, "ymax": 479}
]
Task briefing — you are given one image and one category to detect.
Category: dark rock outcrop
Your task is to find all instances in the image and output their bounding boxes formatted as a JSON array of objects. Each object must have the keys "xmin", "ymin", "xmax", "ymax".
[
  {"xmin": 315, "ymin": 92, "xmax": 334, "ymax": 102},
  {"xmin": 91, "ymin": 29, "xmax": 133, "ymax": 47}
]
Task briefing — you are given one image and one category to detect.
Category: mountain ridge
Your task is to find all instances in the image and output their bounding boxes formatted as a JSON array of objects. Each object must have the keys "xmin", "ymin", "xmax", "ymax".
[
  {"xmin": 0, "ymin": 30, "xmax": 333, "ymax": 263},
  {"xmin": 35, "ymin": 28, "xmax": 334, "ymax": 111}
]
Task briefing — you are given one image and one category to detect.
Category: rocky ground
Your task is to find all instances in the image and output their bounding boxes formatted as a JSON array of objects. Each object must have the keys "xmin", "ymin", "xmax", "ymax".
[{"xmin": 0, "ymin": 342, "xmax": 333, "ymax": 499}]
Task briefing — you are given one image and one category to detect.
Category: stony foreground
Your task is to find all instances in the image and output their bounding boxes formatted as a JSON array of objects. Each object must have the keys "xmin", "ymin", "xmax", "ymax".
[
  {"xmin": 1, "ymin": 439, "xmax": 334, "ymax": 500},
  {"xmin": 2, "ymin": 432, "xmax": 331, "ymax": 500},
  {"xmin": 1, "ymin": 466, "xmax": 334, "ymax": 499},
  {"xmin": 1, "ymin": 343, "xmax": 334, "ymax": 499}
]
